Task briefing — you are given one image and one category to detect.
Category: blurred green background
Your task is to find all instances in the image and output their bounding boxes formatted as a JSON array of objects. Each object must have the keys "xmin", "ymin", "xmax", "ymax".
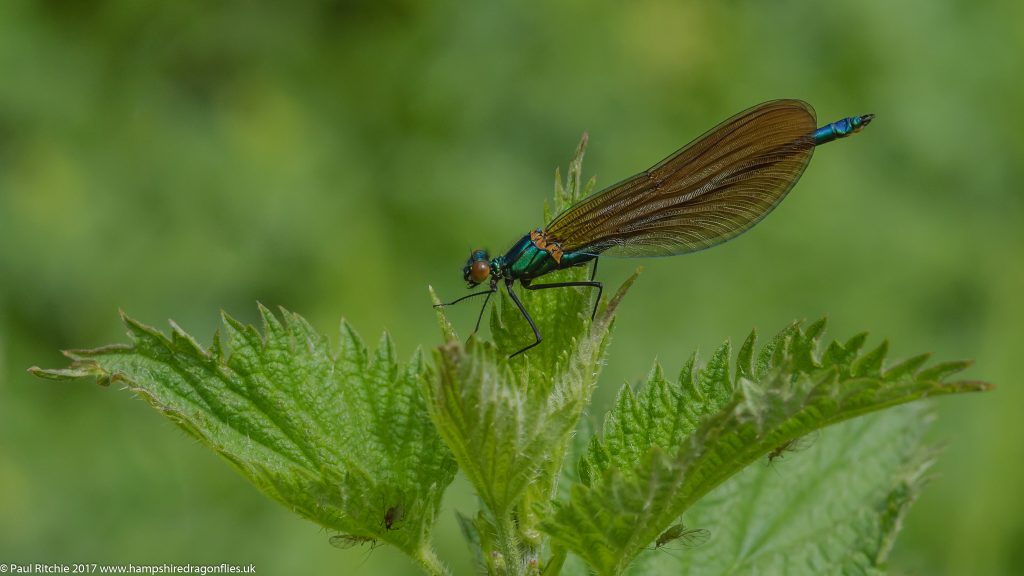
[{"xmin": 1, "ymin": 0, "xmax": 1018, "ymax": 574}]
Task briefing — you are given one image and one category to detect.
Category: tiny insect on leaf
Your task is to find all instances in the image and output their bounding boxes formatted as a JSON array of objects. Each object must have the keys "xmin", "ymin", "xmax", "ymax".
[
  {"xmin": 655, "ymin": 523, "xmax": 711, "ymax": 550},
  {"xmin": 767, "ymin": 431, "xmax": 821, "ymax": 464},
  {"xmin": 384, "ymin": 504, "xmax": 405, "ymax": 530},
  {"xmin": 329, "ymin": 534, "xmax": 378, "ymax": 550}
]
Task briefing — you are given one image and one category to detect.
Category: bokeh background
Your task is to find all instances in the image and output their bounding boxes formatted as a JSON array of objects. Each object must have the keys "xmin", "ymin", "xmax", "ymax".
[{"xmin": 1, "ymin": 0, "xmax": 1019, "ymax": 574}]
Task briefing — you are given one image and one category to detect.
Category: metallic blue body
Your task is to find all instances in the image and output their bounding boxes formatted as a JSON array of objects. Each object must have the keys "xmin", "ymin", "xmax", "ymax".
[
  {"xmin": 813, "ymin": 115, "xmax": 873, "ymax": 145},
  {"xmin": 492, "ymin": 231, "xmax": 595, "ymax": 281}
]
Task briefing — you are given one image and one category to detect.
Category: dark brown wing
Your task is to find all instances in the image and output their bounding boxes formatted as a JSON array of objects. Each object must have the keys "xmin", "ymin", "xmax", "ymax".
[{"xmin": 543, "ymin": 100, "xmax": 817, "ymax": 258}]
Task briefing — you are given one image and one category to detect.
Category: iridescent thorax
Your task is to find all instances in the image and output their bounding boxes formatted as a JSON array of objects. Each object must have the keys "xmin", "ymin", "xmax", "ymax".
[{"xmin": 490, "ymin": 230, "xmax": 595, "ymax": 282}]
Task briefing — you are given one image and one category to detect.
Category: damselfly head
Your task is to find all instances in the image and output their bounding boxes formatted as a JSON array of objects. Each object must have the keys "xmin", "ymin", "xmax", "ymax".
[{"xmin": 463, "ymin": 249, "xmax": 491, "ymax": 287}]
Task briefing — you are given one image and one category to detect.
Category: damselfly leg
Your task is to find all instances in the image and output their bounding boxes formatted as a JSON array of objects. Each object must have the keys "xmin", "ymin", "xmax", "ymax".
[
  {"xmin": 521, "ymin": 278, "xmax": 603, "ymax": 321},
  {"xmin": 434, "ymin": 285, "xmax": 498, "ymax": 336},
  {"xmin": 506, "ymin": 278, "xmax": 542, "ymax": 358}
]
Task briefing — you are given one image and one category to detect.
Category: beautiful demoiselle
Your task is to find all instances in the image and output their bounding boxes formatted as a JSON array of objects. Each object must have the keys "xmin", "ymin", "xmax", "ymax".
[{"xmin": 437, "ymin": 100, "xmax": 873, "ymax": 357}]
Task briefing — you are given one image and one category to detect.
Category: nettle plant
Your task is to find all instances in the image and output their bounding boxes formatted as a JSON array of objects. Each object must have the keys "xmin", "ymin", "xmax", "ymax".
[{"xmin": 32, "ymin": 138, "xmax": 990, "ymax": 576}]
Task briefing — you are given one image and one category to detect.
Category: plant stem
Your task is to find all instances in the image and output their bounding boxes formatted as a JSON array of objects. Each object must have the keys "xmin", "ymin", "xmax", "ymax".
[
  {"xmin": 416, "ymin": 544, "xmax": 450, "ymax": 576},
  {"xmin": 494, "ymin": 511, "xmax": 526, "ymax": 575}
]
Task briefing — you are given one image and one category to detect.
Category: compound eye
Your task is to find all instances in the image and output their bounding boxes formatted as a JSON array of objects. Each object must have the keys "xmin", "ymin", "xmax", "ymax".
[{"xmin": 468, "ymin": 260, "xmax": 490, "ymax": 284}]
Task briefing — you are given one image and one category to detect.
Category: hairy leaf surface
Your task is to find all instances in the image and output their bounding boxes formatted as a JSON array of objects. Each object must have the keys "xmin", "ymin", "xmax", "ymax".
[{"xmin": 31, "ymin": 306, "xmax": 457, "ymax": 573}]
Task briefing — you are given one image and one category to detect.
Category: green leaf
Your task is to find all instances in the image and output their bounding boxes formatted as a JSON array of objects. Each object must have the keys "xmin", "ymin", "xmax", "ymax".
[
  {"xmin": 426, "ymin": 271, "xmax": 636, "ymax": 571},
  {"xmin": 579, "ymin": 340, "xmax": 734, "ymax": 486},
  {"xmin": 633, "ymin": 405, "xmax": 937, "ymax": 575},
  {"xmin": 547, "ymin": 132, "xmax": 591, "ymax": 223},
  {"xmin": 30, "ymin": 305, "xmax": 457, "ymax": 576},
  {"xmin": 426, "ymin": 133, "xmax": 640, "ymax": 573},
  {"xmin": 541, "ymin": 320, "xmax": 991, "ymax": 576}
]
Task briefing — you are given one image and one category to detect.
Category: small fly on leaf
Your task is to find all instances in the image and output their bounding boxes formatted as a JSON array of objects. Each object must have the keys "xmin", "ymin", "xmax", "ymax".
[
  {"xmin": 653, "ymin": 523, "xmax": 711, "ymax": 551},
  {"xmin": 383, "ymin": 503, "xmax": 405, "ymax": 530},
  {"xmin": 767, "ymin": 431, "xmax": 820, "ymax": 464},
  {"xmin": 329, "ymin": 533, "xmax": 378, "ymax": 550}
]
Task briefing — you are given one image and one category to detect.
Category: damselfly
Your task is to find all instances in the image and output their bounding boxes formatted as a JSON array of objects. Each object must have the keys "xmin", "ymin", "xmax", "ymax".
[{"xmin": 437, "ymin": 100, "xmax": 872, "ymax": 357}]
